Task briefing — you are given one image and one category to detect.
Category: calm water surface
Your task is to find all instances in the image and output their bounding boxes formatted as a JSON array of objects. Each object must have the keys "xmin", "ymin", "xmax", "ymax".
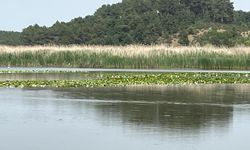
[
  {"xmin": 1, "ymin": 67, "xmax": 250, "ymax": 73},
  {"xmin": 0, "ymin": 72, "xmax": 98, "ymax": 81},
  {"xmin": 0, "ymin": 85, "xmax": 250, "ymax": 150}
]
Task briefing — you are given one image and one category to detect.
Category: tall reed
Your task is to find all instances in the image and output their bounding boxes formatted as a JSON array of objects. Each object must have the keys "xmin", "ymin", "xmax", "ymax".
[{"xmin": 0, "ymin": 45, "xmax": 250, "ymax": 69}]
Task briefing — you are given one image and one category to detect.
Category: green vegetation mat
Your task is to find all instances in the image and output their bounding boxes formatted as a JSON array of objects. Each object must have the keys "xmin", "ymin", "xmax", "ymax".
[{"xmin": 0, "ymin": 73, "xmax": 250, "ymax": 88}]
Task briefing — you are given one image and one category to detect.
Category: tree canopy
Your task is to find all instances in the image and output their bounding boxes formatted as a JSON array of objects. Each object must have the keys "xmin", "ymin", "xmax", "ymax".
[
  {"xmin": 1, "ymin": 0, "xmax": 250, "ymax": 46},
  {"xmin": 0, "ymin": 31, "xmax": 22, "ymax": 45}
]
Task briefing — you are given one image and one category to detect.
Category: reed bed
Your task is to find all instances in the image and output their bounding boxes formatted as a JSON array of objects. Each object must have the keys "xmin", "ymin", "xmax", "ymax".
[
  {"xmin": 1, "ymin": 45, "xmax": 250, "ymax": 56},
  {"xmin": 0, "ymin": 45, "xmax": 250, "ymax": 69}
]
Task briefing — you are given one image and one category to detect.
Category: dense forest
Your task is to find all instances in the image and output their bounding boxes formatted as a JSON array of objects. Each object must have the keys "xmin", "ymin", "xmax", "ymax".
[
  {"xmin": 0, "ymin": 31, "xmax": 22, "ymax": 45},
  {"xmin": 1, "ymin": 0, "xmax": 250, "ymax": 46}
]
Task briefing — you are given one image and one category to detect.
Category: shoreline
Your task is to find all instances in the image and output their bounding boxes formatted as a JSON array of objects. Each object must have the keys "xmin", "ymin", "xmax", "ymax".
[{"xmin": 0, "ymin": 67, "xmax": 250, "ymax": 74}]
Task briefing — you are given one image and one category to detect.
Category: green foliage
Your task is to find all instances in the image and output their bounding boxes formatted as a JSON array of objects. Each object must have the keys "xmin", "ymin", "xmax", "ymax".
[
  {"xmin": 178, "ymin": 31, "xmax": 190, "ymax": 46},
  {"xmin": 19, "ymin": 0, "xmax": 238, "ymax": 46},
  {"xmin": 0, "ymin": 31, "xmax": 22, "ymax": 45},
  {"xmin": 198, "ymin": 28, "xmax": 240, "ymax": 47},
  {"xmin": 0, "ymin": 0, "xmax": 249, "ymax": 46},
  {"xmin": 1, "ymin": 50, "xmax": 250, "ymax": 70},
  {"xmin": 236, "ymin": 37, "xmax": 250, "ymax": 46},
  {"xmin": 0, "ymin": 73, "xmax": 250, "ymax": 88},
  {"xmin": 234, "ymin": 11, "xmax": 250, "ymax": 25}
]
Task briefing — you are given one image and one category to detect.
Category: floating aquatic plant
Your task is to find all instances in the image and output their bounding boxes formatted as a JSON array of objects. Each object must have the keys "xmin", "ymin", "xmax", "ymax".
[{"xmin": 0, "ymin": 73, "xmax": 249, "ymax": 88}]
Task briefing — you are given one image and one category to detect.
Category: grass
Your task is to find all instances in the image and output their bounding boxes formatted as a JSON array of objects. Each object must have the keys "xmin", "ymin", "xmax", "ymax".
[
  {"xmin": 0, "ymin": 45, "xmax": 250, "ymax": 69},
  {"xmin": 0, "ymin": 73, "xmax": 250, "ymax": 88}
]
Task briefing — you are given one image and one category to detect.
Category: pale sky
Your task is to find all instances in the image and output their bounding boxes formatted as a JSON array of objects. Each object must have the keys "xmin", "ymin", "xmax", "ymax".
[{"xmin": 0, "ymin": 0, "xmax": 249, "ymax": 32}]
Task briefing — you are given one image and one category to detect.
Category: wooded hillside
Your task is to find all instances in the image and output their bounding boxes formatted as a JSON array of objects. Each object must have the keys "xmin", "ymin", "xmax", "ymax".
[{"xmin": 1, "ymin": 0, "xmax": 250, "ymax": 46}]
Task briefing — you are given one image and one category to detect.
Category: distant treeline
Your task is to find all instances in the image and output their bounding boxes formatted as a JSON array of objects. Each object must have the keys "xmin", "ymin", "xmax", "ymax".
[
  {"xmin": 0, "ymin": 31, "xmax": 22, "ymax": 45},
  {"xmin": 1, "ymin": 0, "xmax": 250, "ymax": 46}
]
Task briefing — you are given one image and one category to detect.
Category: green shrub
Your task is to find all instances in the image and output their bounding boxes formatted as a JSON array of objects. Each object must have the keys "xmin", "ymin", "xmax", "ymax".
[{"xmin": 198, "ymin": 28, "xmax": 240, "ymax": 47}]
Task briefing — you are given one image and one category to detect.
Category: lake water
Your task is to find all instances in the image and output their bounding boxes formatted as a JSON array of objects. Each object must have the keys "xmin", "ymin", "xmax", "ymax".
[
  {"xmin": 0, "ymin": 72, "xmax": 97, "ymax": 81},
  {"xmin": 0, "ymin": 85, "xmax": 250, "ymax": 150},
  {"xmin": 1, "ymin": 67, "xmax": 250, "ymax": 73}
]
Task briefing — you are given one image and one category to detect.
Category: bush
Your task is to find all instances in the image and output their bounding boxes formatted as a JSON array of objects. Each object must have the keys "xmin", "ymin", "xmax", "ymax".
[
  {"xmin": 178, "ymin": 31, "xmax": 189, "ymax": 46},
  {"xmin": 198, "ymin": 28, "xmax": 240, "ymax": 47}
]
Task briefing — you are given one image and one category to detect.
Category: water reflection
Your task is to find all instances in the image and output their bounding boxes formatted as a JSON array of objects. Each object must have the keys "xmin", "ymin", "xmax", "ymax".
[
  {"xmin": 1, "ymin": 85, "xmax": 250, "ymax": 150},
  {"xmin": 0, "ymin": 72, "xmax": 101, "ymax": 81},
  {"xmin": 52, "ymin": 84, "xmax": 250, "ymax": 104},
  {"xmin": 25, "ymin": 85, "xmax": 250, "ymax": 133}
]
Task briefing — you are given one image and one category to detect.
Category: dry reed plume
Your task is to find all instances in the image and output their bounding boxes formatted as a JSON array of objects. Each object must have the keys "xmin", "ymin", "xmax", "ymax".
[{"xmin": 0, "ymin": 45, "xmax": 250, "ymax": 57}]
